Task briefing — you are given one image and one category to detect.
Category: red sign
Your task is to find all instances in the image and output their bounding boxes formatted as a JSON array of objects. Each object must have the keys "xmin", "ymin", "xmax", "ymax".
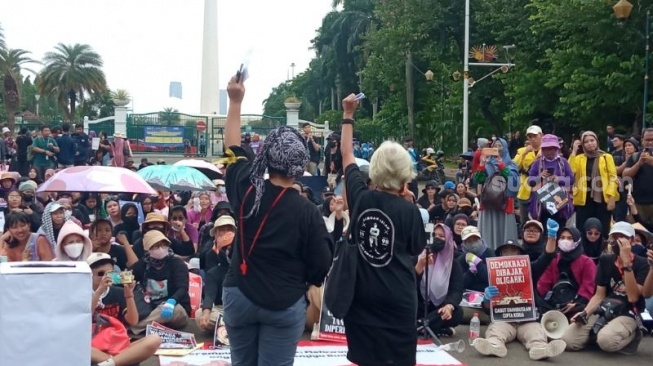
[
  {"xmin": 486, "ymin": 255, "xmax": 537, "ymax": 322},
  {"xmin": 196, "ymin": 120, "xmax": 206, "ymax": 132},
  {"xmin": 188, "ymin": 272, "xmax": 202, "ymax": 318}
]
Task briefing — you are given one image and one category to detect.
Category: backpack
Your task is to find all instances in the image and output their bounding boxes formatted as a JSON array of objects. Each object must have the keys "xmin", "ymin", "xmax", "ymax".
[
  {"xmin": 480, "ymin": 172, "xmax": 507, "ymax": 210},
  {"xmin": 549, "ymin": 271, "xmax": 578, "ymax": 309}
]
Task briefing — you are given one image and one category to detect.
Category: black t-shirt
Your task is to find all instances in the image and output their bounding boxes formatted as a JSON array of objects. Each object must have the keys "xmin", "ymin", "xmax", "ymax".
[
  {"xmin": 595, "ymin": 254, "xmax": 648, "ymax": 311},
  {"xmin": 132, "ymin": 256, "xmax": 191, "ymax": 313},
  {"xmin": 222, "ymin": 146, "xmax": 332, "ymax": 311},
  {"xmin": 107, "ymin": 244, "xmax": 128, "ymax": 271},
  {"xmin": 96, "ymin": 286, "xmax": 127, "ymax": 323},
  {"xmin": 625, "ymin": 154, "xmax": 653, "ymax": 204},
  {"xmin": 304, "ymin": 136, "xmax": 321, "ymax": 163},
  {"xmin": 344, "ymin": 163, "xmax": 426, "ymax": 329},
  {"xmin": 16, "ymin": 135, "xmax": 32, "ymax": 157}
]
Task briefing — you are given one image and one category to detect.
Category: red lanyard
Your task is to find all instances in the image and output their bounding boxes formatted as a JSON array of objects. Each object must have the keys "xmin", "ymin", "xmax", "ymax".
[{"xmin": 238, "ymin": 185, "xmax": 288, "ymax": 275}]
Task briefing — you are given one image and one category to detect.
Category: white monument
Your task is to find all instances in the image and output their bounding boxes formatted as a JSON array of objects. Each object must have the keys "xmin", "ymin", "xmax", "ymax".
[{"xmin": 200, "ymin": 0, "xmax": 219, "ymax": 115}]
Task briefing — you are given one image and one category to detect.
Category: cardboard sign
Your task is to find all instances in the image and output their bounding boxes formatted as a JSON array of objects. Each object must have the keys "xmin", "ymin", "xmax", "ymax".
[
  {"xmin": 317, "ymin": 289, "xmax": 347, "ymax": 342},
  {"xmin": 536, "ymin": 182, "xmax": 568, "ymax": 215},
  {"xmin": 486, "ymin": 255, "xmax": 537, "ymax": 322},
  {"xmin": 188, "ymin": 272, "xmax": 202, "ymax": 318}
]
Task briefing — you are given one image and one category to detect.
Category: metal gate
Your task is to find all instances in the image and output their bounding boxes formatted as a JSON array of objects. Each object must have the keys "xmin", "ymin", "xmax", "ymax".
[{"xmin": 209, "ymin": 114, "xmax": 285, "ymax": 157}]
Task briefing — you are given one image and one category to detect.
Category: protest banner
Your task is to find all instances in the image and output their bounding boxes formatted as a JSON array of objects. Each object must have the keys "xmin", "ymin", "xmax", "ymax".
[
  {"xmin": 486, "ymin": 255, "xmax": 537, "ymax": 322},
  {"xmin": 536, "ymin": 182, "xmax": 569, "ymax": 215},
  {"xmin": 146, "ymin": 321, "xmax": 199, "ymax": 356},
  {"xmin": 317, "ymin": 289, "xmax": 347, "ymax": 342},
  {"xmin": 188, "ymin": 272, "xmax": 202, "ymax": 318}
]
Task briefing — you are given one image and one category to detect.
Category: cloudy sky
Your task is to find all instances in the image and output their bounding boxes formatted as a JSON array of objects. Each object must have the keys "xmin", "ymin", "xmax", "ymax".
[{"xmin": 1, "ymin": 0, "xmax": 334, "ymax": 115}]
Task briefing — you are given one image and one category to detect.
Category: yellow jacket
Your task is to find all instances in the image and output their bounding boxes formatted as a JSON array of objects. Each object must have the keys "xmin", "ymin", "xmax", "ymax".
[
  {"xmin": 568, "ymin": 153, "xmax": 619, "ymax": 206},
  {"xmin": 513, "ymin": 147, "xmax": 538, "ymax": 201}
]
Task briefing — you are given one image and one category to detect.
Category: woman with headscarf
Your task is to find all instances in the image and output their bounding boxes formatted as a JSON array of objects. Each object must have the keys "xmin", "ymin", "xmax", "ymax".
[
  {"xmin": 569, "ymin": 131, "xmax": 618, "ymax": 238},
  {"xmin": 415, "ymin": 223, "xmax": 464, "ymax": 337},
  {"xmin": 112, "ymin": 132, "xmax": 126, "ymax": 168},
  {"xmin": 219, "ymin": 76, "xmax": 332, "ymax": 366},
  {"xmin": 35, "ymin": 201, "xmax": 72, "ymax": 261},
  {"xmin": 112, "ymin": 202, "xmax": 141, "ymax": 242},
  {"xmin": 446, "ymin": 213, "xmax": 473, "ymax": 253},
  {"xmin": 522, "ymin": 220, "xmax": 546, "ymax": 262},
  {"xmin": 473, "ymin": 138, "xmax": 520, "ymax": 249},
  {"xmin": 581, "ymin": 217, "xmax": 605, "ymax": 263},
  {"xmin": 54, "ymin": 220, "xmax": 93, "ymax": 262}
]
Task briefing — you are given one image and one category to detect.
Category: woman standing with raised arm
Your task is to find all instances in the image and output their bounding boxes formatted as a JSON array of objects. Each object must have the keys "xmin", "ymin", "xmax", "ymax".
[
  {"xmin": 220, "ymin": 76, "xmax": 332, "ymax": 366},
  {"xmin": 340, "ymin": 94, "xmax": 426, "ymax": 366}
]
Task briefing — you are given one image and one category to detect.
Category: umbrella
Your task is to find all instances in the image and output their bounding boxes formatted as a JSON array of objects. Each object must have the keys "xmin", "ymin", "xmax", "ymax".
[
  {"xmin": 138, "ymin": 165, "xmax": 215, "ymax": 191},
  {"xmin": 173, "ymin": 159, "xmax": 223, "ymax": 180},
  {"xmin": 36, "ymin": 166, "xmax": 156, "ymax": 194}
]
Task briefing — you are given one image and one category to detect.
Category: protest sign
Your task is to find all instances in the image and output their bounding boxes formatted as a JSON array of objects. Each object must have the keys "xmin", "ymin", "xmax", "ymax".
[
  {"xmin": 146, "ymin": 321, "xmax": 199, "ymax": 356},
  {"xmin": 536, "ymin": 182, "xmax": 568, "ymax": 215},
  {"xmin": 317, "ymin": 289, "xmax": 346, "ymax": 342},
  {"xmin": 188, "ymin": 272, "xmax": 202, "ymax": 318},
  {"xmin": 486, "ymin": 255, "xmax": 537, "ymax": 322}
]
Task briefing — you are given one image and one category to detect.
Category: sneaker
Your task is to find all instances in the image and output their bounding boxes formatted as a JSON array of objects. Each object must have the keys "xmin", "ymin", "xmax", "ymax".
[
  {"xmin": 473, "ymin": 338, "xmax": 508, "ymax": 358},
  {"xmin": 435, "ymin": 327, "xmax": 456, "ymax": 337},
  {"xmin": 529, "ymin": 340, "xmax": 566, "ymax": 360},
  {"xmin": 619, "ymin": 329, "xmax": 643, "ymax": 355}
]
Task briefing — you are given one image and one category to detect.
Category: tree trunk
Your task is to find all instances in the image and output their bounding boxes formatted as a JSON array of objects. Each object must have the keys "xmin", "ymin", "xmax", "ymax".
[
  {"xmin": 405, "ymin": 51, "xmax": 415, "ymax": 139},
  {"xmin": 3, "ymin": 74, "xmax": 20, "ymax": 132},
  {"xmin": 372, "ymin": 97, "xmax": 378, "ymax": 118},
  {"xmin": 68, "ymin": 89, "xmax": 77, "ymax": 122}
]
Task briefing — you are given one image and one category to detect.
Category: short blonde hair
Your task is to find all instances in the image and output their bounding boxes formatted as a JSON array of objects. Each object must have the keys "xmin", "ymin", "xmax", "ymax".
[{"xmin": 369, "ymin": 141, "xmax": 416, "ymax": 191}]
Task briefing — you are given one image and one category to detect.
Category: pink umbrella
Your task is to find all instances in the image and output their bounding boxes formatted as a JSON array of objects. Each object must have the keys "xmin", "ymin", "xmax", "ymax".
[{"xmin": 36, "ymin": 166, "xmax": 156, "ymax": 194}]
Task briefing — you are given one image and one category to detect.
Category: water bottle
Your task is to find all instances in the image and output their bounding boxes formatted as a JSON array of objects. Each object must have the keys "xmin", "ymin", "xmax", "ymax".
[{"xmin": 469, "ymin": 312, "xmax": 480, "ymax": 346}]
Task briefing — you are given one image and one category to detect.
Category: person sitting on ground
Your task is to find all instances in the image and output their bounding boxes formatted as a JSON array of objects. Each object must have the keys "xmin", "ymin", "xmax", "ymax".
[
  {"xmin": 473, "ymin": 222, "xmax": 565, "ymax": 361},
  {"xmin": 54, "ymin": 220, "xmax": 92, "ymax": 261},
  {"xmin": 458, "ymin": 226, "xmax": 495, "ymax": 292}
]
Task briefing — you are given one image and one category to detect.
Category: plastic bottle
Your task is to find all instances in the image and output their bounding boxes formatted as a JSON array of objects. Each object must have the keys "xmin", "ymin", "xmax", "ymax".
[{"xmin": 469, "ymin": 312, "xmax": 480, "ymax": 346}]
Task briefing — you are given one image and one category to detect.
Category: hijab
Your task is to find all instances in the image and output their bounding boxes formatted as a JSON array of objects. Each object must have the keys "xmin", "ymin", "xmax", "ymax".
[
  {"xmin": 485, "ymin": 138, "xmax": 520, "ymax": 198},
  {"xmin": 420, "ymin": 224, "xmax": 455, "ymax": 306},
  {"xmin": 36, "ymin": 201, "xmax": 72, "ymax": 250},
  {"xmin": 581, "ymin": 131, "xmax": 607, "ymax": 204},
  {"xmin": 582, "ymin": 217, "xmax": 604, "ymax": 260}
]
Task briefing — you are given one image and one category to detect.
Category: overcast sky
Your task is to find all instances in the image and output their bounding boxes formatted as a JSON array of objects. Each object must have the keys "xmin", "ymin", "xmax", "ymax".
[{"xmin": 1, "ymin": 0, "xmax": 333, "ymax": 115}]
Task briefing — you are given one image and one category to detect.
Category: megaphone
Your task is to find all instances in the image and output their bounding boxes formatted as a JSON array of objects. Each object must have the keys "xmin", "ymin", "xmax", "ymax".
[{"xmin": 541, "ymin": 310, "xmax": 569, "ymax": 340}]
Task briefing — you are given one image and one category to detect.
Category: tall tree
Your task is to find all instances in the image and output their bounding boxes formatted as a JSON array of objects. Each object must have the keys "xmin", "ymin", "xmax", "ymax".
[
  {"xmin": 0, "ymin": 23, "xmax": 5, "ymax": 51},
  {"xmin": 0, "ymin": 48, "xmax": 37, "ymax": 130},
  {"xmin": 39, "ymin": 43, "xmax": 107, "ymax": 122}
]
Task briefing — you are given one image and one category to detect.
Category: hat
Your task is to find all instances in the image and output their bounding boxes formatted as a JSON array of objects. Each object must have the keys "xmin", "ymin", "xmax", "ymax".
[
  {"xmin": 625, "ymin": 138, "xmax": 640, "ymax": 151},
  {"xmin": 49, "ymin": 202, "xmax": 64, "ymax": 212},
  {"xmin": 632, "ymin": 223, "xmax": 653, "ymax": 244},
  {"xmin": 0, "ymin": 172, "xmax": 16, "ymax": 185},
  {"xmin": 609, "ymin": 221, "xmax": 635, "ymax": 238},
  {"xmin": 142, "ymin": 212, "xmax": 171, "ymax": 231},
  {"xmin": 143, "ymin": 230, "xmax": 171, "ymax": 251},
  {"xmin": 458, "ymin": 198, "xmax": 472, "ymax": 208},
  {"xmin": 211, "ymin": 215, "xmax": 236, "ymax": 237},
  {"xmin": 461, "ymin": 225, "xmax": 481, "ymax": 241},
  {"xmin": 495, "ymin": 239, "xmax": 526, "ymax": 256},
  {"xmin": 86, "ymin": 252, "xmax": 115, "ymax": 268},
  {"xmin": 327, "ymin": 133, "xmax": 340, "ymax": 141},
  {"xmin": 444, "ymin": 181, "xmax": 456, "ymax": 190},
  {"xmin": 18, "ymin": 180, "xmax": 38, "ymax": 192},
  {"xmin": 422, "ymin": 180, "xmax": 439, "ymax": 194},
  {"xmin": 215, "ymin": 201, "xmax": 232, "ymax": 212},
  {"xmin": 2, "ymin": 127, "xmax": 9, "ymax": 134},
  {"xmin": 322, "ymin": 186, "xmax": 334, "ymax": 195},
  {"xmin": 540, "ymin": 134, "xmax": 560, "ymax": 149},
  {"xmin": 113, "ymin": 132, "xmax": 126, "ymax": 138},
  {"xmin": 523, "ymin": 220, "xmax": 544, "ymax": 233},
  {"xmin": 214, "ymin": 179, "xmax": 225, "ymax": 186},
  {"xmin": 526, "ymin": 125, "xmax": 543, "ymax": 136}
]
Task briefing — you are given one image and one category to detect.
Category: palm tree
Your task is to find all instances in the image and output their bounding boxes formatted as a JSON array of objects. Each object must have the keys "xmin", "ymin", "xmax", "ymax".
[
  {"xmin": 159, "ymin": 107, "xmax": 180, "ymax": 125},
  {"xmin": 0, "ymin": 23, "xmax": 6, "ymax": 51},
  {"xmin": 0, "ymin": 48, "xmax": 38, "ymax": 130},
  {"xmin": 39, "ymin": 43, "xmax": 107, "ymax": 122}
]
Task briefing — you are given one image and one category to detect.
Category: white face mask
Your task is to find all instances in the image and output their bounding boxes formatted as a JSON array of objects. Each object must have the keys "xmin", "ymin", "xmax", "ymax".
[
  {"xmin": 64, "ymin": 242, "xmax": 84, "ymax": 259},
  {"xmin": 149, "ymin": 247, "xmax": 169, "ymax": 260},
  {"xmin": 558, "ymin": 239, "xmax": 579, "ymax": 253},
  {"xmin": 219, "ymin": 187, "xmax": 226, "ymax": 194}
]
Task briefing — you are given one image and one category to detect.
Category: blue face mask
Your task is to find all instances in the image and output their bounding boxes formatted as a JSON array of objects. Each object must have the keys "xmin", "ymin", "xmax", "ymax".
[
  {"xmin": 219, "ymin": 187, "xmax": 226, "ymax": 194},
  {"xmin": 632, "ymin": 244, "xmax": 647, "ymax": 257}
]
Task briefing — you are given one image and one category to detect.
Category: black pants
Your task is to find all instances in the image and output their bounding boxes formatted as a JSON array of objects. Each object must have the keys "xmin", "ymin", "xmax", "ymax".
[
  {"xmin": 575, "ymin": 200, "xmax": 611, "ymax": 239},
  {"xmin": 416, "ymin": 293, "xmax": 464, "ymax": 332},
  {"xmin": 408, "ymin": 178, "xmax": 419, "ymax": 200}
]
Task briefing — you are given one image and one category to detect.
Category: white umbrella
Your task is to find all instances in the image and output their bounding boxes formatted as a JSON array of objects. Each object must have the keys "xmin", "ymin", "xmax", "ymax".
[{"xmin": 174, "ymin": 159, "xmax": 222, "ymax": 180}]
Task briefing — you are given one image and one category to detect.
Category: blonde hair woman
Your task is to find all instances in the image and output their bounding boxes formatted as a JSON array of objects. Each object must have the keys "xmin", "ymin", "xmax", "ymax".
[{"xmin": 340, "ymin": 94, "xmax": 426, "ymax": 366}]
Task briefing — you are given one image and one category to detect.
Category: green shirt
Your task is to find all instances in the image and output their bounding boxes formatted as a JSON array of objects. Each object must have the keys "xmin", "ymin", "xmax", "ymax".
[{"xmin": 32, "ymin": 137, "xmax": 58, "ymax": 168}]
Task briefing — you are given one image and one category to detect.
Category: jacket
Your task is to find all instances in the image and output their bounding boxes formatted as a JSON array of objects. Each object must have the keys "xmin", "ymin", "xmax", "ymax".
[
  {"xmin": 568, "ymin": 153, "xmax": 619, "ymax": 206},
  {"xmin": 513, "ymin": 147, "xmax": 539, "ymax": 201},
  {"xmin": 537, "ymin": 254, "xmax": 596, "ymax": 302}
]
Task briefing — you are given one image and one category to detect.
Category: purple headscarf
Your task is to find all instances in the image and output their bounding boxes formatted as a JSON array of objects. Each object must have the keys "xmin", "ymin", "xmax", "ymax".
[{"xmin": 420, "ymin": 223, "xmax": 455, "ymax": 306}]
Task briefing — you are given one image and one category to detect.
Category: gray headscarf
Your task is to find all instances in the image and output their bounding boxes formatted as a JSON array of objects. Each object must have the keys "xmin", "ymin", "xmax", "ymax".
[{"xmin": 247, "ymin": 126, "xmax": 309, "ymax": 218}]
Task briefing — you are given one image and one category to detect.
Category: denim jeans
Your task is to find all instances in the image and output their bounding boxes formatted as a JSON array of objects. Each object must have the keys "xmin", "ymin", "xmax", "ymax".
[{"xmin": 223, "ymin": 286, "xmax": 306, "ymax": 366}]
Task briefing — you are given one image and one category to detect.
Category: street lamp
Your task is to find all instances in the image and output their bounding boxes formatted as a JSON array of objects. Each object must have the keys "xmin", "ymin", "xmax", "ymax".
[
  {"xmin": 614, "ymin": 0, "xmax": 649, "ymax": 132},
  {"xmin": 34, "ymin": 94, "xmax": 40, "ymax": 116}
]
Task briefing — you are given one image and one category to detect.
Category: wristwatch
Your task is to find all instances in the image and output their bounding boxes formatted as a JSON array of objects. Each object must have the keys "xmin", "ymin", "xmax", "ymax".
[{"xmin": 623, "ymin": 265, "xmax": 633, "ymax": 273}]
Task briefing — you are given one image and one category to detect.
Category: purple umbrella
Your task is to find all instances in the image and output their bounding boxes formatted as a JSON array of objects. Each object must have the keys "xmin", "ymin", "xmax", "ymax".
[{"xmin": 36, "ymin": 166, "xmax": 156, "ymax": 194}]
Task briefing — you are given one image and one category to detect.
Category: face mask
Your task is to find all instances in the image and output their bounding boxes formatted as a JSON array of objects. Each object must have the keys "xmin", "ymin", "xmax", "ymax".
[
  {"xmin": 23, "ymin": 195, "xmax": 34, "ymax": 202},
  {"xmin": 464, "ymin": 239, "xmax": 483, "ymax": 254},
  {"xmin": 64, "ymin": 242, "xmax": 84, "ymax": 259},
  {"xmin": 219, "ymin": 187, "xmax": 226, "ymax": 194},
  {"xmin": 558, "ymin": 239, "xmax": 578, "ymax": 253},
  {"xmin": 329, "ymin": 141, "xmax": 337, "ymax": 148},
  {"xmin": 430, "ymin": 238, "xmax": 446, "ymax": 253},
  {"xmin": 632, "ymin": 244, "xmax": 647, "ymax": 257},
  {"xmin": 123, "ymin": 216, "xmax": 138, "ymax": 226},
  {"xmin": 149, "ymin": 247, "xmax": 169, "ymax": 260}
]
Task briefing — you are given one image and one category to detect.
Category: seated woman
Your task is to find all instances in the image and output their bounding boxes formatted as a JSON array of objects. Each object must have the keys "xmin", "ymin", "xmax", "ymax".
[
  {"xmin": 196, "ymin": 215, "xmax": 235, "ymax": 335},
  {"xmin": 112, "ymin": 203, "xmax": 141, "ymax": 243},
  {"xmin": 91, "ymin": 218, "xmax": 131, "ymax": 271},
  {"xmin": 537, "ymin": 226, "xmax": 596, "ymax": 317},
  {"xmin": 167, "ymin": 205, "xmax": 199, "ymax": 253},
  {"xmin": 87, "ymin": 252, "xmax": 161, "ymax": 366},
  {"xmin": 522, "ymin": 220, "xmax": 546, "ymax": 262},
  {"xmin": 186, "ymin": 191, "xmax": 213, "ymax": 230},
  {"xmin": 416, "ymin": 223, "xmax": 464, "ymax": 337},
  {"xmin": 416, "ymin": 180, "xmax": 439, "ymax": 222},
  {"xmin": 198, "ymin": 201, "xmax": 233, "ymax": 271},
  {"xmin": 54, "ymin": 220, "xmax": 93, "ymax": 261},
  {"xmin": 4, "ymin": 189, "xmax": 41, "ymax": 232},
  {"xmin": 129, "ymin": 230, "xmax": 190, "ymax": 335},
  {"xmin": 581, "ymin": 217, "xmax": 605, "ymax": 264},
  {"xmin": 35, "ymin": 201, "xmax": 71, "ymax": 261},
  {"xmin": 457, "ymin": 226, "xmax": 495, "ymax": 292},
  {"xmin": 0, "ymin": 212, "xmax": 39, "ymax": 261},
  {"xmin": 130, "ymin": 212, "xmax": 195, "ymax": 259},
  {"xmin": 104, "ymin": 196, "xmax": 122, "ymax": 227}
]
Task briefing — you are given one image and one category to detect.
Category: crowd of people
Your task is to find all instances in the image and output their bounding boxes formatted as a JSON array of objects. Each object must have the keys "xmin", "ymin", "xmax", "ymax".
[{"xmin": 4, "ymin": 75, "xmax": 653, "ymax": 366}]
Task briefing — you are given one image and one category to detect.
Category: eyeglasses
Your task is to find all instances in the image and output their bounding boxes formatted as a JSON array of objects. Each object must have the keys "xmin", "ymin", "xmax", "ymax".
[
  {"xmin": 586, "ymin": 231, "xmax": 601, "ymax": 237},
  {"xmin": 104, "ymin": 195, "xmax": 119, "ymax": 202},
  {"xmin": 96, "ymin": 270, "xmax": 114, "ymax": 277},
  {"xmin": 524, "ymin": 229, "xmax": 540, "ymax": 234}
]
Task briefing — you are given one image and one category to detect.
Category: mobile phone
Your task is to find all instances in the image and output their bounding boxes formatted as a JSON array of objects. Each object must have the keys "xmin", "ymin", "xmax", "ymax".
[
  {"xmin": 482, "ymin": 147, "xmax": 499, "ymax": 157},
  {"xmin": 546, "ymin": 168, "xmax": 554, "ymax": 175},
  {"xmin": 235, "ymin": 64, "xmax": 244, "ymax": 83}
]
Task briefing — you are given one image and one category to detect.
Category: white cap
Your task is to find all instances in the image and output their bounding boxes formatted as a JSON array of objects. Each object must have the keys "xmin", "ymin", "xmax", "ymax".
[
  {"xmin": 2, "ymin": 127, "xmax": 10, "ymax": 134},
  {"xmin": 526, "ymin": 125, "xmax": 542, "ymax": 136},
  {"xmin": 609, "ymin": 221, "xmax": 635, "ymax": 238},
  {"xmin": 188, "ymin": 258, "xmax": 200, "ymax": 270},
  {"xmin": 461, "ymin": 226, "xmax": 482, "ymax": 241}
]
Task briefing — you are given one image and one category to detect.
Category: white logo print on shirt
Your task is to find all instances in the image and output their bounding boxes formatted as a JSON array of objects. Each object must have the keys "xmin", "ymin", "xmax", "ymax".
[{"xmin": 356, "ymin": 209, "xmax": 395, "ymax": 267}]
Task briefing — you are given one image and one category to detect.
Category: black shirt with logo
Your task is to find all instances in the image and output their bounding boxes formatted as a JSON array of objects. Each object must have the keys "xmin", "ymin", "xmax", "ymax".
[
  {"xmin": 344, "ymin": 163, "xmax": 426, "ymax": 329},
  {"xmin": 222, "ymin": 146, "xmax": 332, "ymax": 311},
  {"xmin": 595, "ymin": 254, "xmax": 648, "ymax": 312},
  {"xmin": 96, "ymin": 286, "xmax": 127, "ymax": 324}
]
